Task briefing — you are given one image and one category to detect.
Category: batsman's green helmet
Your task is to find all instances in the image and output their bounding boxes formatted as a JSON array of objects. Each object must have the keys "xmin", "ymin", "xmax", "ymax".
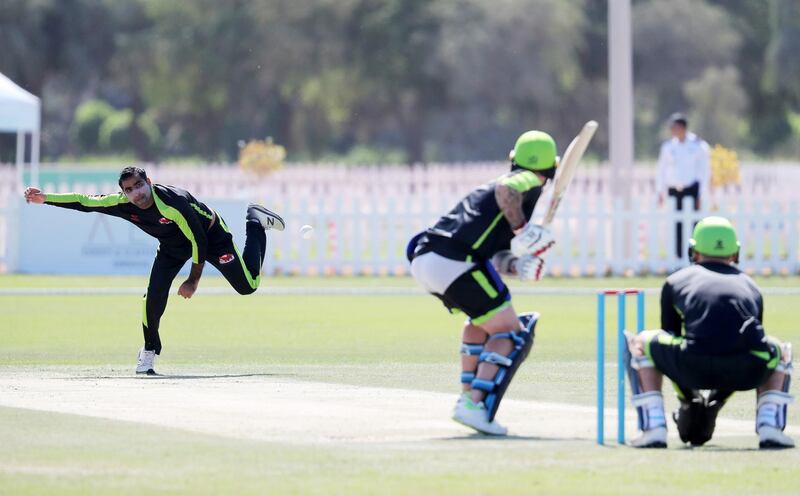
[
  {"xmin": 510, "ymin": 131, "xmax": 557, "ymax": 171},
  {"xmin": 689, "ymin": 216, "xmax": 740, "ymax": 257}
]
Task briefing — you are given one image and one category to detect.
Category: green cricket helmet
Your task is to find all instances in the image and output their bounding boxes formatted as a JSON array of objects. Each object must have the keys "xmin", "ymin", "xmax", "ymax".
[
  {"xmin": 689, "ymin": 216, "xmax": 740, "ymax": 257},
  {"xmin": 510, "ymin": 130, "xmax": 557, "ymax": 171}
]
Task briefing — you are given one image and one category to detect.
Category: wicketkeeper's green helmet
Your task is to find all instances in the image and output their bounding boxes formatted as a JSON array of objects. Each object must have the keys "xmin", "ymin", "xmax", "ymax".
[
  {"xmin": 510, "ymin": 130, "xmax": 557, "ymax": 171},
  {"xmin": 689, "ymin": 216, "xmax": 740, "ymax": 257}
]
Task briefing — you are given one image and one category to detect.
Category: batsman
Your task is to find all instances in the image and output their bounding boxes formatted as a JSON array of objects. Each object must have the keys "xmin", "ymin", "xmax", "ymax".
[
  {"xmin": 625, "ymin": 217, "xmax": 794, "ymax": 449},
  {"xmin": 407, "ymin": 130, "xmax": 558, "ymax": 435}
]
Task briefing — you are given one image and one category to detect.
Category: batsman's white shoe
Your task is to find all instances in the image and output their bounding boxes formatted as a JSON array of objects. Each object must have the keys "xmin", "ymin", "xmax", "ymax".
[
  {"xmin": 758, "ymin": 426, "xmax": 795, "ymax": 449},
  {"xmin": 629, "ymin": 427, "xmax": 667, "ymax": 448},
  {"xmin": 136, "ymin": 347, "xmax": 157, "ymax": 375},
  {"xmin": 246, "ymin": 204, "xmax": 285, "ymax": 231},
  {"xmin": 452, "ymin": 395, "xmax": 508, "ymax": 436}
]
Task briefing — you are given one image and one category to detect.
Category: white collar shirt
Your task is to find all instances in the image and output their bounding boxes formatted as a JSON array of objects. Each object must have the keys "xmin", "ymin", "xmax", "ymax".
[{"xmin": 656, "ymin": 132, "xmax": 710, "ymax": 197}]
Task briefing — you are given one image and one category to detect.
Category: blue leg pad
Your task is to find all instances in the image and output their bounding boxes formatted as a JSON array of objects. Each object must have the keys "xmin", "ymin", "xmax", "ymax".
[
  {"xmin": 622, "ymin": 343, "xmax": 647, "ymax": 431},
  {"xmin": 460, "ymin": 343, "xmax": 484, "ymax": 385},
  {"xmin": 470, "ymin": 312, "xmax": 539, "ymax": 421}
]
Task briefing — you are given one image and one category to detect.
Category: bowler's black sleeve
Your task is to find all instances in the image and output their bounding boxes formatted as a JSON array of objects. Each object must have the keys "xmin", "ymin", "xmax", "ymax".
[
  {"xmin": 660, "ymin": 281, "xmax": 683, "ymax": 335},
  {"xmin": 44, "ymin": 192, "xmax": 129, "ymax": 217}
]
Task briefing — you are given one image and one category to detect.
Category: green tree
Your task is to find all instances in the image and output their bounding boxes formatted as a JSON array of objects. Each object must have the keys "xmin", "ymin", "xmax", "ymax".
[
  {"xmin": 707, "ymin": 0, "xmax": 790, "ymax": 154},
  {"xmin": 434, "ymin": 0, "xmax": 588, "ymax": 161},
  {"xmin": 72, "ymin": 99, "xmax": 115, "ymax": 152},
  {"xmin": 684, "ymin": 66, "xmax": 748, "ymax": 147},
  {"xmin": 345, "ymin": 0, "xmax": 448, "ymax": 163},
  {"xmin": 0, "ymin": 0, "xmax": 118, "ymax": 157},
  {"xmin": 764, "ymin": 0, "xmax": 800, "ymax": 103},
  {"xmin": 3, "ymin": 0, "xmax": 797, "ymax": 162},
  {"xmin": 632, "ymin": 0, "xmax": 741, "ymax": 155},
  {"xmin": 247, "ymin": 0, "xmax": 361, "ymax": 160},
  {"xmin": 132, "ymin": 0, "xmax": 259, "ymax": 158},
  {"xmin": 98, "ymin": 109, "xmax": 133, "ymax": 151},
  {"xmin": 759, "ymin": 0, "xmax": 800, "ymax": 155}
]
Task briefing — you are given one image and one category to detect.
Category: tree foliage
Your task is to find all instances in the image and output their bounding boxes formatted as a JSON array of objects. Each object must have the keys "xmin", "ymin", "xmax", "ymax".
[
  {"xmin": 684, "ymin": 66, "xmax": 748, "ymax": 147},
  {"xmin": 0, "ymin": 0, "xmax": 797, "ymax": 162}
]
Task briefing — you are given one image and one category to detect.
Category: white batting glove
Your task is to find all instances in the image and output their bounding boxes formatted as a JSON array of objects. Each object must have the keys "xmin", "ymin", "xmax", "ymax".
[
  {"xmin": 516, "ymin": 254, "xmax": 546, "ymax": 281},
  {"xmin": 510, "ymin": 223, "xmax": 555, "ymax": 257}
]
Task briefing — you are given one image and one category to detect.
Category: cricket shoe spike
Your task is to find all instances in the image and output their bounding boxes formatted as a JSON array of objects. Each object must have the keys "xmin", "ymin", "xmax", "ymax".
[
  {"xmin": 629, "ymin": 426, "xmax": 667, "ymax": 449},
  {"xmin": 246, "ymin": 204, "xmax": 285, "ymax": 231},
  {"xmin": 452, "ymin": 396, "xmax": 508, "ymax": 436},
  {"xmin": 758, "ymin": 425, "xmax": 795, "ymax": 449},
  {"xmin": 136, "ymin": 347, "xmax": 157, "ymax": 375}
]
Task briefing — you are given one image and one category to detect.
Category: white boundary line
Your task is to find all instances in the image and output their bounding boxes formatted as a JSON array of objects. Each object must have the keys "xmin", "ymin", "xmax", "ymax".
[{"xmin": 2, "ymin": 286, "xmax": 800, "ymax": 296}]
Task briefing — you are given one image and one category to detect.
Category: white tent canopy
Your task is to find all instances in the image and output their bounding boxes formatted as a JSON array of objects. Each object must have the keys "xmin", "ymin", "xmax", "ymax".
[
  {"xmin": 0, "ymin": 73, "xmax": 40, "ymax": 132},
  {"xmin": 0, "ymin": 72, "xmax": 41, "ymax": 187}
]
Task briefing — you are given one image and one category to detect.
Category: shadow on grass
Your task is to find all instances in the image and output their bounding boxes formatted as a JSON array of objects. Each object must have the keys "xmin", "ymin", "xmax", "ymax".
[
  {"xmin": 68, "ymin": 373, "xmax": 292, "ymax": 381},
  {"xmin": 678, "ymin": 444, "xmax": 762, "ymax": 452},
  {"xmin": 439, "ymin": 433, "xmax": 586, "ymax": 443}
]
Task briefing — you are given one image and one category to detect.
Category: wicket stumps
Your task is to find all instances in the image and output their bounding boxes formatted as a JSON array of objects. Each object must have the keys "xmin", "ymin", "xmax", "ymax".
[{"xmin": 597, "ymin": 289, "xmax": 645, "ymax": 445}]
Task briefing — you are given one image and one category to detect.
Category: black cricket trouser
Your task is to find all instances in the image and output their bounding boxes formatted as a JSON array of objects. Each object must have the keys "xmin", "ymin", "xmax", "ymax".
[
  {"xmin": 644, "ymin": 330, "xmax": 778, "ymax": 392},
  {"xmin": 668, "ymin": 182, "xmax": 699, "ymax": 258},
  {"xmin": 142, "ymin": 217, "xmax": 267, "ymax": 353}
]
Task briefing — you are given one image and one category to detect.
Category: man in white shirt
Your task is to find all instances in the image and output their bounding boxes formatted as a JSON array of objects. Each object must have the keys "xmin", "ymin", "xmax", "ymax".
[{"xmin": 656, "ymin": 113, "xmax": 710, "ymax": 258}]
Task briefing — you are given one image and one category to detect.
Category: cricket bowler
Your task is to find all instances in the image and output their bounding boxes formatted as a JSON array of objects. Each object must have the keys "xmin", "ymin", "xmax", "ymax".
[
  {"xmin": 624, "ymin": 216, "xmax": 794, "ymax": 449},
  {"xmin": 23, "ymin": 166, "xmax": 284, "ymax": 375},
  {"xmin": 406, "ymin": 130, "xmax": 558, "ymax": 435}
]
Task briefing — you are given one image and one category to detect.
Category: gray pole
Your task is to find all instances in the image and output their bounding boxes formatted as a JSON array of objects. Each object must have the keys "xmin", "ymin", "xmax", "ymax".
[
  {"xmin": 609, "ymin": 0, "xmax": 634, "ymax": 268},
  {"xmin": 608, "ymin": 0, "xmax": 633, "ymax": 204}
]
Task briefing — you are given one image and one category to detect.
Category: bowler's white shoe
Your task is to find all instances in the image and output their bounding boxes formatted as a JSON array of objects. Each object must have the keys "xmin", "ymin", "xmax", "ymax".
[
  {"xmin": 246, "ymin": 204, "xmax": 285, "ymax": 231},
  {"xmin": 758, "ymin": 426, "xmax": 795, "ymax": 449},
  {"xmin": 136, "ymin": 347, "xmax": 157, "ymax": 375},
  {"xmin": 452, "ymin": 394, "xmax": 507, "ymax": 436},
  {"xmin": 630, "ymin": 426, "xmax": 667, "ymax": 448}
]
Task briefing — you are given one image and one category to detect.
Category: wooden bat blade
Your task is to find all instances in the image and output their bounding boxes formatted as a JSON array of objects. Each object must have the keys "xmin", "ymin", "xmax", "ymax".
[{"xmin": 542, "ymin": 120, "xmax": 598, "ymax": 226}]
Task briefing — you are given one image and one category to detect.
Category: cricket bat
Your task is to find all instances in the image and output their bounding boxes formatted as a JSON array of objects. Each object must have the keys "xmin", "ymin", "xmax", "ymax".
[{"xmin": 542, "ymin": 120, "xmax": 598, "ymax": 226}]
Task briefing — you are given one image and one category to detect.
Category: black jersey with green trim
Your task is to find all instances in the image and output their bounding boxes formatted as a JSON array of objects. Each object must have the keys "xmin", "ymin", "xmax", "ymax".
[
  {"xmin": 660, "ymin": 262, "xmax": 766, "ymax": 354},
  {"xmin": 423, "ymin": 169, "xmax": 543, "ymax": 260},
  {"xmin": 44, "ymin": 184, "xmax": 215, "ymax": 264}
]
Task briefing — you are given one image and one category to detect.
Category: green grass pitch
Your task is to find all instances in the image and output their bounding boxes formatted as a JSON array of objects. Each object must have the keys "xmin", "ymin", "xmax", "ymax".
[{"xmin": 1, "ymin": 275, "xmax": 799, "ymax": 495}]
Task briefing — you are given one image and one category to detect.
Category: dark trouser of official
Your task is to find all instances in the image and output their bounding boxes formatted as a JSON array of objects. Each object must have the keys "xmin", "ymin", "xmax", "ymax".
[
  {"xmin": 668, "ymin": 181, "xmax": 700, "ymax": 258},
  {"xmin": 142, "ymin": 217, "xmax": 267, "ymax": 353}
]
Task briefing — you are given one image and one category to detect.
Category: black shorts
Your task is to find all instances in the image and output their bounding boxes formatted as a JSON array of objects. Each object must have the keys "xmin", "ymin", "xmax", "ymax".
[
  {"xmin": 435, "ymin": 259, "xmax": 511, "ymax": 325},
  {"xmin": 643, "ymin": 330, "xmax": 779, "ymax": 391},
  {"xmin": 408, "ymin": 233, "xmax": 512, "ymax": 325}
]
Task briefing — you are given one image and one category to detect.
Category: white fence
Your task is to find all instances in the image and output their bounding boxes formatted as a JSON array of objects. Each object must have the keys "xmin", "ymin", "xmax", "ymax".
[
  {"xmin": 2, "ymin": 162, "xmax": 800, "ymax": 276},
  {"xmin": 10, "ymin": 194, "xmax": 797, "ymax": 277},
  {"xmin": 269, "ymin": 196, "xmax": 800, "ymax": 277},
  {"xmin": 4, "ymin": 161, "xmax": 800, "ymax": 207}
]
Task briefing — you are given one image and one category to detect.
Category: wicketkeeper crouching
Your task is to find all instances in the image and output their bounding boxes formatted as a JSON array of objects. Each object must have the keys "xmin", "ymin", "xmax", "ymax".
[
  {"xmin": 625, "ymin": 217, "xmax": 794, "ymax": 449},
  {"xmin": 407, "ymin": 130, "xmax": 559, "ymax": 435}
]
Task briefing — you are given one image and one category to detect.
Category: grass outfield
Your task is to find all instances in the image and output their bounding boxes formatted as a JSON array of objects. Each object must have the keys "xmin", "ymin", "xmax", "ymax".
[
  {"xmin": 1, "ymin": 274, "xmax": 799, "ymax": 495},
  {"xmin": 2, "ymin": 273, "xmax": 800, "ymax": 288}
]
